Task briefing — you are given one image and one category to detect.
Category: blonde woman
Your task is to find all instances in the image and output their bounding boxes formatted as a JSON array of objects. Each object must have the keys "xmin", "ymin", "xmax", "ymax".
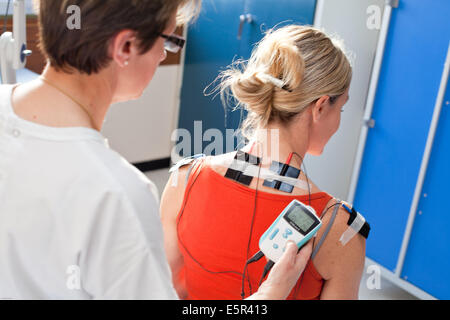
[
  {"xmin": 0, "ymin": 1, "xmax": 308, "ymax": 300},
  {"xmin": 161, "ymin": 25, "xmax": 366, "ymax": 300}
]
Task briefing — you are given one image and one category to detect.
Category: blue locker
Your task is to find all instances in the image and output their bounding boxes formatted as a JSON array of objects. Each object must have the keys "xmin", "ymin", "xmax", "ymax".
[
  {"xmin": 177, "ymin": 0, "xmax": 246, "ymax": 156},
  {"xmin": 240, "ymin": 0, "xmax": 316, "ymax": 58},
  {"xmin": 353, "ymin": 0, "xmax": 450, "ymax": 273},
  {"xmin": 177, "ymin": 0, "xmax": 316, "ymax": 156},
  {"xmin": 401, "ymin": 72, "xmax": 450, "ymax": 299}
]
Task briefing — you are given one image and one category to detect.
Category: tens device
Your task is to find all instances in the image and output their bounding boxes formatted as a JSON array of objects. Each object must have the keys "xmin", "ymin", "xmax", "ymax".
[{"xmin": 259, "ymin": 200, "xmax": 322, "ymax": 263}]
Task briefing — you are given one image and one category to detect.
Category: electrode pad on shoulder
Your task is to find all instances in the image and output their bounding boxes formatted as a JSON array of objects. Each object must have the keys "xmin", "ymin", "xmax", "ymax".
[
  {"xmin": 259, "ymin": 200, "xmax": 322, "ymax": 263},
  {"xmin": 224, "ymin": 150, "xmax": 261, "ymax": 186},
  {"xmin": 339, "ymin": 203, "xmax": 371, "ymax": 245},
  {"xmin": 262, "ymin": 161, "xmax": 300, "ymax": 193}
]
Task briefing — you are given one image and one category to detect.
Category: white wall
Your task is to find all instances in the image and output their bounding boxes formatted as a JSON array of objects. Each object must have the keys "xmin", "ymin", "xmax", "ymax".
[
  {"xmin": 102, "ymin": 64, "xmax": 182, "ymax": 163},
  {"xmin": 304, "ymin": 0, "xmax": 385, "ymax": 200}
]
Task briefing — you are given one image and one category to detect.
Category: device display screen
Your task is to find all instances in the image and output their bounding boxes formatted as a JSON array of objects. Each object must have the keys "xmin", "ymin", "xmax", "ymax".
[{"xmin": 285, "ymin": 205, "xmax": 317, "ymax": 234}]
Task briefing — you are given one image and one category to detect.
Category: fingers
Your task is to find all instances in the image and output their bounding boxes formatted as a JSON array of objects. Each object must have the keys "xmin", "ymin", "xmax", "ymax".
[
  {"xmin": 277, "ymin": 240, "xmax": 312, "ymax": 270},
  {"xmin": 295, "ymin": 240, "xmax": 313, "ymax": 270},
  {"xmin": 258, "ymin": 241, "xmax": 312, "ymax": 300},
  {"xmin": 268, "ymin": 240, "xmax": 313, "ymax": 282},
  {"xmin": 277, "ymin": 241, "xmax": 298, "ymax": 267}
]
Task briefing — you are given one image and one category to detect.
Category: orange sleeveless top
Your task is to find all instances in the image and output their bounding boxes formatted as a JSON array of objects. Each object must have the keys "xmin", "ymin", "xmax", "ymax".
[{"xmin": 176, "ymin": 162, "xmax": 333, "ymax": 300}]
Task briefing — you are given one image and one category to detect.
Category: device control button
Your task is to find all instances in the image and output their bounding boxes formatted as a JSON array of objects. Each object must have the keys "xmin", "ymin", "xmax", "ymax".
[
  {"xmin": 273, "ymin": 243, "xmax": 279, "ymax": 249},
  {"xmin": 269, "ymin": 228, "xmax": 279, "ymax": 240},
  {"xmin": 282, "ymin": 228, "xmax": 293, "ymax": 238}
]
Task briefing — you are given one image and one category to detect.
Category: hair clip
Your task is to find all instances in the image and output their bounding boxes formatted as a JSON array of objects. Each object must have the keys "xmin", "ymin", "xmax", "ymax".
[{"xmin": 254, "ymin": 72, "xmax": 292, "ymax": 92}]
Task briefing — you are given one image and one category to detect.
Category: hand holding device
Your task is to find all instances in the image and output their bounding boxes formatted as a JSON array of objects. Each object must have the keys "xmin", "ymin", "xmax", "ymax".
[
  {"xmin": 249, "ymin": 240, "xmax": 313, "ymax": 300},
  {"xmin": 259, "ymin": 200, "xmax": 322, "ymax": 263}
]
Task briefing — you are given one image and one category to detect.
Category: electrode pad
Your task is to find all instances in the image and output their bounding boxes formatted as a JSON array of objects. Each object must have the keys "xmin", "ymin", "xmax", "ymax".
[
  {"xmin": 224, "ymin": 150, "xmax": 261, "ymax": 186},
  {"xmin": 262, "ymin": 161, "xmax": 300, "ymax": 193}
]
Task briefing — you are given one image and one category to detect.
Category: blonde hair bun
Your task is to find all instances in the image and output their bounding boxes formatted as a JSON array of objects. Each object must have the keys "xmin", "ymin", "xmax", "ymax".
[{"xmin": 217, "ymin": 25, "xmax": 352, "ymax": 138}]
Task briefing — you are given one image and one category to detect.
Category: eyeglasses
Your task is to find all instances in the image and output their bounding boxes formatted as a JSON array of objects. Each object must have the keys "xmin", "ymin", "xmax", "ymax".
[{"xmin": 160, "ymin": 33, "xmax": 186, "ymax": 53}]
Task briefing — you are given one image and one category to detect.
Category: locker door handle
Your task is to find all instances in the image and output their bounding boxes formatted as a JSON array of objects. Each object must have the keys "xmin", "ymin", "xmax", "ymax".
[
  {"xmin": 364, "ymin": 119, "xmax": 376, "ymax": 128},
  {"xmin": 237, "ymin": 14, "xmax": 254, "ymax": 40}
]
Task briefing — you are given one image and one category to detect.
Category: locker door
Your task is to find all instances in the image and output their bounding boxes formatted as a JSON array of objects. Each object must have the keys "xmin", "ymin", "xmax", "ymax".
[
  {"xmin": 177, "ymin": 0, "xmax": 316, "ymax": 156},
  {"xmin": 242, "ymin": 0, "xmax": 317, "ymax": 58},
  {"xmin": 353, "ymin": 0, "xmax": 450, "ymax": 272},
  {"xmin": 177, "ymin": 0, "xmax": 247, "ymax": 156},
  {"xmin": 401, "ymin": 56, "xmax": 450, "ymax": 299}
]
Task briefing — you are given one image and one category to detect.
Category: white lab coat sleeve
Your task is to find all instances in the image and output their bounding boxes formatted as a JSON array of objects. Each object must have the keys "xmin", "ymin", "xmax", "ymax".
[{"xmin": 77, "ymin": 189, "xmax": 178, "ymax": 300}]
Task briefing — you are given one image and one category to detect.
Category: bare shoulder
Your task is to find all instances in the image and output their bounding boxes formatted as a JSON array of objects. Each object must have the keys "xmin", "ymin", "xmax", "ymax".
[{"xmin": 313, "ymin": 199, "xmax": 366, "ymax": 280}]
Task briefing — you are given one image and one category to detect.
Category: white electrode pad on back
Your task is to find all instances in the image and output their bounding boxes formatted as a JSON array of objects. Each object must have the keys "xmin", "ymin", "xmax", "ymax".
[{"xmin": 259, "ymin": 200, "xmax": 322, "ymax": 263}]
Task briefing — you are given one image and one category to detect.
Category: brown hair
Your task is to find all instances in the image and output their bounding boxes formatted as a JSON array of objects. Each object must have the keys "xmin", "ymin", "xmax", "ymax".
[
  {"xmin": 217, "ymin": 25, "xmax": 353, "ymax": 139},
  {"xmin": 34, "ymin": 0, "xmax": 201, "ymax": 75}
]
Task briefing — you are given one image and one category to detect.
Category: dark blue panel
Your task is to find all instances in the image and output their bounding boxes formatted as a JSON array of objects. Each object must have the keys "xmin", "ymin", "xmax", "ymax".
[
  {"xmin": 178, "ymin": 0, "xmax": 246, "ymax": 156},
  {"xmin": 242, "ymin": 0, "xmax": 317, "ymax": 58},
  {"xmin": 354, "ymin": 0, "xmax": 450, "ymax": 272},
  {"xmin": 177, "ymin": 0, "xmax": 316, "ymax": 156},
  {"xmin": 401, "ymin": 69, "xmax": 450, "ymax": 299}
]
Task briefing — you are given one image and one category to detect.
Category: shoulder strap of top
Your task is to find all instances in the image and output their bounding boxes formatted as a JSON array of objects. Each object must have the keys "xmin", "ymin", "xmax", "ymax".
[
  {"xmin": 185, "ymin": 156, "xmax": 206, "ymax": 186},
  {"xmin": 311, "ymin": 200, "xmax": 341, "ymax": 260},
  {"xmin": 169, "ymin": 154, "xmax": 206, "ymax": 186}
]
